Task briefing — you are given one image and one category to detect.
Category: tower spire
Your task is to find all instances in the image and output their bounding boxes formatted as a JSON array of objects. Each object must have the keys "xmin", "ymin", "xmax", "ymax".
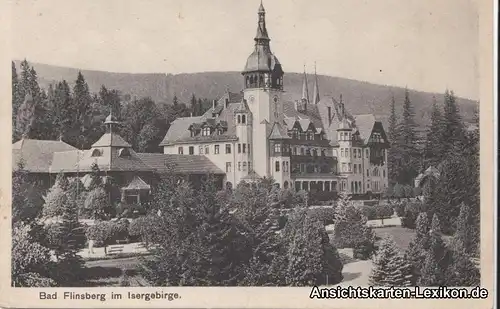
[
  {"xmin": 254, "ymin": 0, "xmax": 270, "ymax": 45},
  {"xmin": 301, "ymin": 64, "xmax": 310, "ymax": 106},
  {"xmin": 312, "ymin": 61, "xmax": 320, "ymax": 104}
]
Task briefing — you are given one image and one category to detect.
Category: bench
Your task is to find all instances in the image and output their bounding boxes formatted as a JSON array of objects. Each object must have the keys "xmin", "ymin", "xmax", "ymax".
[{"xmin": 107, "ymin": 245, "xmax": 124, "ymax": 255}]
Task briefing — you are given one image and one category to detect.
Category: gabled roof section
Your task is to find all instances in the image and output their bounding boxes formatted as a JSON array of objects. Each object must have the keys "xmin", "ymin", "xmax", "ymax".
[
  {"xmin": 12, "ymin": 138, "xmax": 77, "ymax": 172},
  {"xmin": 136, "ymin": 153, "xmax": 225, "ymax": 175},
  {"xmin": 160, "ymin": 95, "xmax": 245, "ymax": 145},
  {"xmin": 50, "ymin": 147, "xmax": 154, "ymax": 173},
  {"xmin": 268, "ymin": 122, "xmax": 291, "ymax": 140},
  {"xmin": 353, "ymin": 114, "xmax": 376, "ymax": 143},
  {"xmin": 123, "ymin": 175, "xmax": 151, "ymax": 190},
  {"xmin": 92, "ymin": 132, "xmax": 131, "ymax": 148}
]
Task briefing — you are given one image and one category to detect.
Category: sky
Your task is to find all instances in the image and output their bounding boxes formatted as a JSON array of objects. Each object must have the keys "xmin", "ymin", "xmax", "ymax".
[{"xmin": 10, "ymin": 0, "xmax": 479, "ymax": 100}]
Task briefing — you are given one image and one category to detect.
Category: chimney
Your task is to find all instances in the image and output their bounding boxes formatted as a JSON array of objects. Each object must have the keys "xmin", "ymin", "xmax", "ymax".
[
  {"xmin": 327, "ymin": 107, "xmax": 332, "ymax": 126},
  {"xmin": 225, "ymin": 98, "xmax": 229, "ymax": 109},
  {"xmin": 212, "ymin": 99, "xmax": 216, "ymax": 109}
]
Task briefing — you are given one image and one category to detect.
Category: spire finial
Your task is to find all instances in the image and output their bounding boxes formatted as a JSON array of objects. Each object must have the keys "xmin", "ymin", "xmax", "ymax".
[{"xmin": 258, "ymin": 0, "xmax": 265, "ymax": 13}]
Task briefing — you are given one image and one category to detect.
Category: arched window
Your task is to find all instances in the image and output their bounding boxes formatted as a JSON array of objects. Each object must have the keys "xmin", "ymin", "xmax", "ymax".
[
  {"xmin": 91, "ymin": 149, "xmax": 102, "ymax": 157},
  {"xmin": 242, "ymin": 115, "xmax": 246, "ymax": 124},
  {"xmin": 275, "ymin": 161, "xmax": 280, "ymax": 172},
  {"xmin": 282, "ymin": 161, "xmax": 286, "ymax": 172},
  {"xmin": 202, "ymin": 127, "xmax": 211, "ymax": 136},
  {"xmin": 118, "ymin": 148, "xmax": 130, "ymax": 157},
  {"xmin": 237, "ymin": 115, "xmax": 241, "ymax": 123},
  {"xmin": 284, "ymin": 181, "xmax": 289, "ymax": 189}
]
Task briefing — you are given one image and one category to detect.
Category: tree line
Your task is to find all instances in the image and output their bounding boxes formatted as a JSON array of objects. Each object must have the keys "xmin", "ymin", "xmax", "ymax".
[
  {"xmin": 387, "ymin": 88, "xmax": 479, "ymax": 236},
  {"xmin": 12, "ymin": 59, "xmax": 213, "ymax": 152}
]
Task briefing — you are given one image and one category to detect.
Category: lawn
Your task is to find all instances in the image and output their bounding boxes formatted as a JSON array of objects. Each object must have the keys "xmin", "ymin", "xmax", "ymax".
[{"xmin": 373, "ymin": 226, "xmax": 416, "ymax": 251}]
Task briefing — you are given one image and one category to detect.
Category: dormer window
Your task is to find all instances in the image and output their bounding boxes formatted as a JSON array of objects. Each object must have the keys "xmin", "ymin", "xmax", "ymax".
[
  {"xmin": 202, "ymin": 127, "xmax": 211, "ymax": 136},
  {"xmin": 91, "ymin": 149, "xmax": 102, "ymax": 157},
  {"xmin": 118, "ymin": 148, "xmax": 131, "ymax": 157}
]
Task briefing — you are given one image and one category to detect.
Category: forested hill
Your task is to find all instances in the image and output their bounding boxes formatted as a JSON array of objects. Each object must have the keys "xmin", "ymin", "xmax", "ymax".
[{"xmin": 13, "ymin": 60, "xmax": 478, "ymax": 129}]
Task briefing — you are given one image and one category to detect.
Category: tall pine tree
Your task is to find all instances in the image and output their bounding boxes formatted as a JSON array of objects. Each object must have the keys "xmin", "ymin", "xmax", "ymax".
[
  {"xmin": 424, "ymin": 96, "xmax": 445, "ymax": 167},
  {"xmin": 396, "ymin": 88, "xmax": 419, "ymax": 184},
  {"xmin": 387, "ymin": 95, "xmax": 400, "ymax": 184},
  {"xmin": 442, "ymin": 90, "xmax": 466, "ymax": 156},
  {"xmin": 369, "ymin": 235, "xmax": 413, "ymax": 287},
  {"xmin": 71, "ymin": 72, "xmax": 93, "ymax": 148}
]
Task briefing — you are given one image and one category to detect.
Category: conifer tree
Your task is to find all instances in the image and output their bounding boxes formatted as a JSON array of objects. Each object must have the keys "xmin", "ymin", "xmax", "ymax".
[
  {"xmin": 415, "ymin": 212, "xmax": 430, "ymax": 246},
  {"xmin": 387, "ymin": 95, "xmax": 400, "ymax": 184},
  {"xmin": 424, "ymin": 96, "xmax": 445, "ymax": 167},
  {"xmin": 445, "ymin": 240, "xmax": 480, "ymax": 286},
  {"xmin": 88, "ymin": 162, "xmax": 103, "ymax": 190},
  {"xmin": 418, "ymin": 250, "xmax": 441, "ymax": 286},
  {"xmin": 442, "ymin": 90, "xmax": 465, "ymax": 156},
  {"xmin": 52, "ymin": 80, "xmax": 73, "ymax": 140},
  {"xmin": 12, "ymin": 61, "xmax": 22, "ymax": 141},
  {"xmin": 397, "ymin": 88, "xmax": 419, "ymax": 184},
  {"xmin": 72, "ymin": 72, "xmax": 93, "ymax": 147},
  {"xmin": 430, "ymin": 213, "xmax": 441, "ymax": 235},
  {"xmin": 455, "ymin": 203, "xmax": 477, "ymax": 255},
  {"xmin": 190, "ymin": 94, "xmax": 197, "ymax": 116},
  {"xmin": 403, "ymin": 238, "xmax": 426, "ymax": 285},
  {"xmin": 369, "ymin": 235, "xmax": 413, "ymax": 286}
]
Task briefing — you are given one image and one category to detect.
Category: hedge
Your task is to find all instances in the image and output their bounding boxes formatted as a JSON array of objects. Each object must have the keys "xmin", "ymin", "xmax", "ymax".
[
  {"xmin": 307, "ymin": 207, "xmax": 336, "ymax": 225},
  {"xmin": 85, "ymin": 219, "xmax": 130, "ymax": 247},
  {"xmin": 400, "ymin": 202, "xmax": 425, "ymax": 229}
]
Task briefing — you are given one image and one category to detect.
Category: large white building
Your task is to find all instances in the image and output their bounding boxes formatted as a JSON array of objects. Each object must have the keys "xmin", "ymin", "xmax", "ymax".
[{"xmin": 160, "ymin": 2, "xmax": 390, "ymax": 196}]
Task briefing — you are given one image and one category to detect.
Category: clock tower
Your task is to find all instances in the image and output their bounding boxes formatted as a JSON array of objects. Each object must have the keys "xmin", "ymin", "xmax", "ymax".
[{"xmin": 242, "ymin": 1, "xmax": 284, "ymax": 178}]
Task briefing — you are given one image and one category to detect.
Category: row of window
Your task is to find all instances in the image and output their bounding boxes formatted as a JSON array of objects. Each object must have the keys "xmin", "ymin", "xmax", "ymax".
[
  {"xmin": 340, "ymin": 148, "xmax": 367, "ymax": 159},
  {"xmin": 339, "ymin": 132, "xmax": 352, "ymax": 141},
  {"xmin": 225, "ymin": 161, "xmax": 253, "ymax": 172},
  {"xmin": 236, "ymin": 114, "xmax": 247, "ymax": 124},
  {"xmin": 290, "ymin": 130, "xmax": 319, "ymax": 141},
  {"xmin": 177, "ymin": 143, "xmax": 252, "ymax": 155},
  {"xmin": 275, "ymin": 161, "xmax": 290, "ymax": 172},
  {"xmin": 192, "ymin": 127, "xmax": 225, "ymax": 137},
  {"xmin": 290, "ymin": 146, "xmax": 328, "ymax": 156},
  {"xmin": 293, "ymin": 163, "xmax": 332, "ymax": 174},
  {"xmin": 370, "ymin": 133, "xmax": 383, "ymax": 143}
]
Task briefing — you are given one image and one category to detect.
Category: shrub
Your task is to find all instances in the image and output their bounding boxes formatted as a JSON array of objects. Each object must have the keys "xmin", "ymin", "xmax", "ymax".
[
  {"xmin": 307, "ymin": 207, "xmax": 336, "ymax": 225},
  {"xmin": 353, "ymin": 228, "xmax": 377, "ymax": 260},
  {"xmin": 128, "ymin": 215, "xmax": 162, "ymax": 246},
  {"xmin": 83, "ymin": 187, "xmax": 114, "ymax": 220},
  {"xmin": 395, "ymin": 202, "xmax": 406, "ymax": 217},
  {"xmin": 357, "ymin": 205, "xmax": 376, "ymax": 220},
  {"xmin": 401, "ymin": 202, "xmax": 424, "ymax": 229},
  {"xmin": 86, "ymin": 220, "xmax": 129, "ymax": 247},
  {"xmin": 374, "ymin": 204, "xmax": 394, "ymax": 219}
]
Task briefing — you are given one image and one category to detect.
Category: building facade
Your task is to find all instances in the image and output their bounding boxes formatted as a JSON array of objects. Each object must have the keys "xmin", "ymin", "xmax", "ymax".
[{"xmin": 160, "ymin": 3, "xmax": 390, "ymax": 196}]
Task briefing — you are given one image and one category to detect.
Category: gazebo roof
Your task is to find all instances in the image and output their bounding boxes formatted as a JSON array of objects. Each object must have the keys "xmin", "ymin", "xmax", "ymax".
[{"xmin": 123, "ymin": 176, "xmax": 151, "ymax": 190}]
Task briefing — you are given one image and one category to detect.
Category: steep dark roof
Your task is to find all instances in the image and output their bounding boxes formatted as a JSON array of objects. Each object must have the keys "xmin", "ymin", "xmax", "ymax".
[
  {"xmin": 12, "ymin": 139, "xmax": 77, "ymax": 172},
  {"xmin": 136, "ymin": 153, "xmax": 225, "ymax": 175},
  {"xmin": 160, "ymin": 99, "xmax": 245, "ymax": 145},
  {"xmin": 50, "ymin": 147, "xmax": 154, "ymax": 173},
  {"xmin": 268, "ymin": 122, "xmax": 291, "ymax": 140},
  {"xmin": 92, "ymin": 132, "xmax": 131, "ymax": 148}
]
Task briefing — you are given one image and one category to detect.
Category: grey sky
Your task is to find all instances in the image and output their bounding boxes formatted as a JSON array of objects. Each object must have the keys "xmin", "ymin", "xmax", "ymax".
[{"xmin": 11, "ymin": 0, "xmax": 479, "ymax": 100}]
